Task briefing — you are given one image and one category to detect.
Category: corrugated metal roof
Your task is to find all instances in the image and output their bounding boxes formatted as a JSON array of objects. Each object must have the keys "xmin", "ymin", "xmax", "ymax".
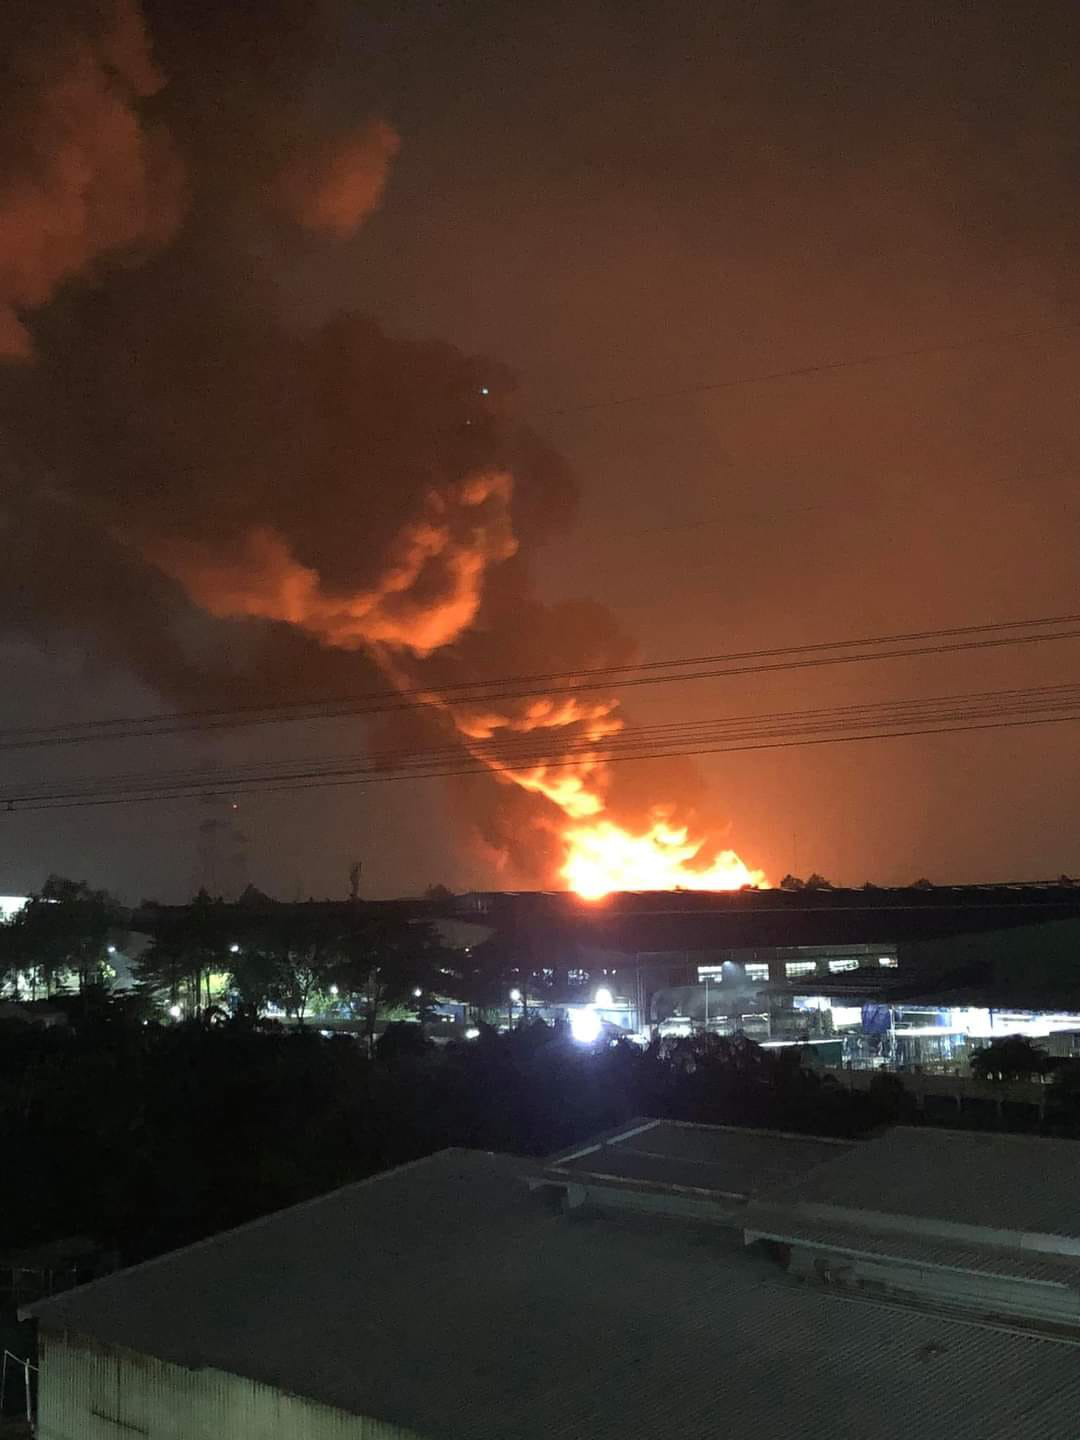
[
  {"xmin": 26, "ymin": 1147, "xmax": 1080, "ymax": 1440},
  {"xmin": 548, "ymin": 1118, "xmax": 852, "ymax": 1198},
  {"xmin": 744, "ymin": 1206, "xmax": 1080, "ymax": 1288},
  {"xmin": 757, "ymin": 1126, "xmax": 1080, "ymax": 1241}
]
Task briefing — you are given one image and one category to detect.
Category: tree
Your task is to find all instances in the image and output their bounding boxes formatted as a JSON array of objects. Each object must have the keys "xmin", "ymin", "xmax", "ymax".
[
  {"xmin": 2, "ymin": 876, "xmax": 115, "ymax": 996},
  {"xmin": 970, "ymin": 1034, "xmax": 1051, "ymax": 1083},
  {"xmin": 265, "ymin": 910, "xmax": 341, "ymax": 1023},
  {"xmin": 375, "ymin": 1021, "xmax": 430, "ymax": 1064},
  {"xmin": 136, "ymin": 891, "xmax": 233, "ymax": 1016},
  {"xmin": 227, "ymin": 945, "xmax": 284, "ymax": 1014},
  {"xmin": 337, "ymin": 913, "xmax": 448, "ymax": 1053}
]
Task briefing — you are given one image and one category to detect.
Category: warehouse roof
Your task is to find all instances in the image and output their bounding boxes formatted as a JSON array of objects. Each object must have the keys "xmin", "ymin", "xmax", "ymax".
[
  {"xmin": 545, "ymin": 1117, "xmax": 851, "ymax": 1201},
  {"xmin": 27, "ymin": 1144, "xmax": 1080, "ymax": 1440},
  {"xmin": 751, "ymin": 1126, "xmax": 1080, "ymax": 1248}
]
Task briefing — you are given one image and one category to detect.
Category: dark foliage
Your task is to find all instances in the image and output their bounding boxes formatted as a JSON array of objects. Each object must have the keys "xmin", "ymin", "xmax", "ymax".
[{"xmin": 0, "ymin": 1013, "xmax": 907, "ymax": 1267}]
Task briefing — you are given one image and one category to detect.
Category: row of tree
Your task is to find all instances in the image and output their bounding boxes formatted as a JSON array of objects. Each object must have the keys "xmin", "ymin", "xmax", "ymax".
[
  {"xmin": 0, "ymin": 875, "xmax": 118, "ymax": 996},
  {"xmin": 0, "ymin": 878, "xmax": 475, "ymax": 1046},
  {"xmin": 138, "ymin": 892, "xmax": 455, "ymax": 1047}
]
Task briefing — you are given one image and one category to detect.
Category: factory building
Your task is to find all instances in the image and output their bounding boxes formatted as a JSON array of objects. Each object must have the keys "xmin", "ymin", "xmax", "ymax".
[{"xmin": 25, "ymin": 1120, "xmax": 1080, "ymax": 1439}]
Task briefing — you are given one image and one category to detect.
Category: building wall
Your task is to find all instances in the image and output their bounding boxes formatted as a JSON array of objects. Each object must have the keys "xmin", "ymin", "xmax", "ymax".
[{"xmin": 36, "ymin": 1329, "xmax": 423, "ymax": 1440}]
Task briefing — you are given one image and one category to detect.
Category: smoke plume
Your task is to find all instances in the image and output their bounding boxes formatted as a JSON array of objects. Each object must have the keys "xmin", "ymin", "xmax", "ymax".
[
  {"xmin": 0, "ymin": 0, "xmax": 184, "ymax": 358},
  {"xmin": 1, "ymin": 0, "xmax": 707, "ymax": 888},
  {"xmin": 274, "ymin": 120, "xmax": 400, "ymax": 236}
]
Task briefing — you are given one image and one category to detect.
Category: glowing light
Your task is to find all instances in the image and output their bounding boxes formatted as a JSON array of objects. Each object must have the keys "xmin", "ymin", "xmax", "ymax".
[
  {"xmin": 569, "ymin": 1006, "xmax": 603, "ymax": 1044},
  {"xmin": 168, "ymin": 1004, "xmax": 182, "ymax": 1019},
  {"xmin": 594, "ymin": 986, "xmax": 614, "ymax": 1008},
  {"xmin": 413, "ymin": 986, "xmax": 423, "ymax": 998},
  {"xmin": 329, "ymin": 984, "xmax": 339, "ymax": 996},
  {"xmin": 107, "ymin": 945, "xmax": 117, "ymax": 955},
  {"xmin": 229, "ymin": 943, "xmax": 241, "ymax": 954},
  {"xmin": 509, "ymin": 987, "xmax": 522, "ymax": 1002},
  {"xmin": 480, "ymin": 386, "xmax": 490, "ymax": 396},
  {"xmin": 561, "ymin": 819, "xmax": 765, "ymax": 900},
  {"xmin": 465, "ymin": 1026, "xmax": 480, "ymax": 1039}
]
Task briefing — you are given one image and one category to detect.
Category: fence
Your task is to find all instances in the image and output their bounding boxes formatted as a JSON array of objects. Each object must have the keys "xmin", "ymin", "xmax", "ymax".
[{"xmin": 0, "ymin": 1350, "xmax": 37, "ymax": 1429}]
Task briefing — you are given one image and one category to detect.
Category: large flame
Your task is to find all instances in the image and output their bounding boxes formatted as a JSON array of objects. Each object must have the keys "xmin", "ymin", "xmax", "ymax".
[
  {"xmin": 561, "ymin": 819, "xmax": 766, "ymax": 900},
  {"xmin": 156, "ymin": 463, "xmax": 765, "ymax": 896}
]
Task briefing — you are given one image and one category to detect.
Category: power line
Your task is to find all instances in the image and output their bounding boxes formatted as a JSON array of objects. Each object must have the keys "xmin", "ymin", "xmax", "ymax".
[
  {"xmin": 535, "ymin": 322, "xmax": 1080, "ymax": 419},
  {"xmin": 9, "ymin": 678, "xmax": 1080, "ymax": 799},
  {"xmin": 9, "ymin": 711, "xmax": 1080, "ymax": 812},
  {"xmin": 3, "ymin": 611, "xmax": 1080, "ymax": 751},
  {"xmin": 7, "ymin": 680, "xmax": 1080, "ymax": 812}
]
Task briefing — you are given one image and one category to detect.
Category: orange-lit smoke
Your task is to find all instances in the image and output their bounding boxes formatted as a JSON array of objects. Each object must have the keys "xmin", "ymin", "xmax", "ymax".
[
  {"xmin": 0, "ymin": 0, "xmax": 184, "ymax": 358},
  {"xmin": 274, "ymin": 120, "xmax": 400, "ymax": 236},
  {"xmin": 445, "ymin": 697, "xmax": 766, "ymax": 897},
  {"xmin": 158, "ymin": 459, "xmax": 764, "ymax": 896},
  {"xmin": 152, "ymin": 471, "xmax": 517, "ymax": 658}
]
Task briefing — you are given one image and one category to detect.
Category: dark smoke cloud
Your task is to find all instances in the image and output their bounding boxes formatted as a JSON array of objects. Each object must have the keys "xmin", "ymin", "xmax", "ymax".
[{"xmin": 0, "ymin": 0, "xmax": 653, "ymax": 884}]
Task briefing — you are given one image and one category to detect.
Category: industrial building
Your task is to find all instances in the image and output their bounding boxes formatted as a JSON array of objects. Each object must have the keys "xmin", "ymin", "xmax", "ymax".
[
  {"xmin": 25, "ymin": 1119, "xmax": 1080, "ymax": 1439},
  {"xmin": 453, "ymin": 885, "xmax": 1080, "ymax": 1069}
]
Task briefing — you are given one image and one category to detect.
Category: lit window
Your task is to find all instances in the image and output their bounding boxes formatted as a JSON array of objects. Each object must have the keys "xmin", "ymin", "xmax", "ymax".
[
  {"xmin": 879, "ymin": 956, "xmax": 899, "ymax": 968},
  {"xmin": 745, "ymin": 963, "xmax": 769, "ymax": 981},
  {"xmin": 829, "ymin": 959, "xmax": 859, "ymax": 973},
  {"xmin": 786, "ymin": 961, "xmax": 816, "ymax": 978}
]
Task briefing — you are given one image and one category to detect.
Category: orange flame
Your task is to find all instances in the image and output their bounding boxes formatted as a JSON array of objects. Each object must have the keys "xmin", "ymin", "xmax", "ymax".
[
  {"xmin": 560, "ymin": 819, "xmax": 766, "ymax": 900},
  {"xmin": 154, "ymin": 462, "xmax": 764, "ymax": 897}
]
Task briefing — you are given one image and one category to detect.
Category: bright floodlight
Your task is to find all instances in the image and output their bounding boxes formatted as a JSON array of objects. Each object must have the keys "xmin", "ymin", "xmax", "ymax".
[
  {"xmin": 329, "ymin": 984, "xmax": 339, "ymax": 996},
  {"xmin": 107, "ymin": 944, "xmax": 117, "ymax": 955},
  {"xmin": 569, "ymin": 1006, "xmax": 602, "ymax": 1044},
  {"xmin": 413, "ymin": 986, "xmax": 423, "ymax": 998},
  {"xmin": 229, "ymin": 943, "xmax": 240, "ymax": 954},
  {"xmin": 594, "ymin": 986, "xmax": 614, "ymax": 1009},
  {"xmin": 465, "ymin": 1026, "xmax": 480, "ymax": 1039},
  {"xmin": 509, "ymin": 987, "xmax": 522, "ymax": 1002},
  {"xmin": 168, "ymin": 1004, "xmax": 182, "ymax": 1019}
]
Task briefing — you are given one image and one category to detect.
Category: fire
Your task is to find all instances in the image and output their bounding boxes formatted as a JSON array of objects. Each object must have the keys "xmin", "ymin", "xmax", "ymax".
[
  {"xmin": 561, "ymin": 819, "xmax": 766, "ymax": 900},
  {"xmin": 156, "ymin": 452, "xmax": 766, "ymax": 897}
]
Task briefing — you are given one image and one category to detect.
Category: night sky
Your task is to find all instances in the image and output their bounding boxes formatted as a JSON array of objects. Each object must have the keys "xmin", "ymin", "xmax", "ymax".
[{"xmin": 2, "ymin": 0, "xmax": 1079, "ymax": 901}]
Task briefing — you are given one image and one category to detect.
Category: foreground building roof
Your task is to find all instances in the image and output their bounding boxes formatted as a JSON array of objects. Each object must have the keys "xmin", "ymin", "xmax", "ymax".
[{"xmin": 28, "ymin": 1135, "xmax": 1080, "ymax": 1439}]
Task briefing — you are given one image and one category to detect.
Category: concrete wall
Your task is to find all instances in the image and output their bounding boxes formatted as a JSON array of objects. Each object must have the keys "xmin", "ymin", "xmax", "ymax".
[{"xmin": 36, "ymin": 1330, "xmax": 423, "ymax": 1440}]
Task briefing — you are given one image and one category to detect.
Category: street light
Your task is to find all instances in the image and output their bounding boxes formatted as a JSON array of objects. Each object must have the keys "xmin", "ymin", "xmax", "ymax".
[
  {"xmin": 413, "ymin": 986, "xmax": 423, "ymax": 998},
  {"xmin": 594, "ymin": 986, "xmax": 614, "ymax": 1009},
  {"xmin": 229, "ymin": 943, "xmax": 240, "ymax": 954},
  {"xmin": 509, "ymin": 988, "xmax": 522, "ymax": 1003},
  {"xmin": 329, "ymin": 984, "xmax": 339, "ymax": 997},
  {"xmin": 569, "ymin": 1007, "xmax": 602, "ymax": 1044}
]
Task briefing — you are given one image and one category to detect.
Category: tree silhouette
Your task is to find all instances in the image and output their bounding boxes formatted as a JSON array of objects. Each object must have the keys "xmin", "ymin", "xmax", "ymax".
[
  {"xmin": 136, "ymin": 891, "xmax": 232, "ymax": 1015},
  {"xmin": 1, "ymin": 876, "xmax": 116, "ymax": 997},
  {"xmin": 970, "ymin": 1034, "xmax": 1050, "ymax": 1082}
]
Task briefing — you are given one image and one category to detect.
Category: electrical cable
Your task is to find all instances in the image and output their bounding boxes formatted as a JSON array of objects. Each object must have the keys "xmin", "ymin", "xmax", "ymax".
[
  {"xmin": 3, "ymin": 612, "xmax": 1080, "ymax": 750},
  {"xmin": 7, "ymin": 680, "xmax": 1080, "ymax": 811}
]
